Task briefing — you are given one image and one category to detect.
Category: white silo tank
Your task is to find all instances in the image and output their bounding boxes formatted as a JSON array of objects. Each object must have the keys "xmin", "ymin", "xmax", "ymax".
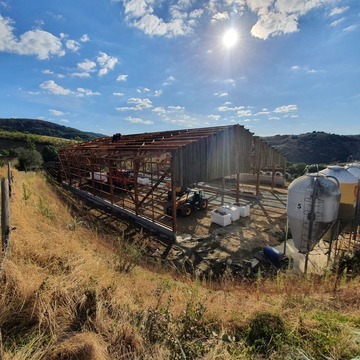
[
  {"xmin": 287, "ymin": 174, "xmax": 340, "ymax": 254},
  {"xmin": 345, "ymin": 163, "xmax": 360, "ymax": 180},
  {"xmin": 319, "ymin": 165, "xmax": 358, "ymax": 231}
]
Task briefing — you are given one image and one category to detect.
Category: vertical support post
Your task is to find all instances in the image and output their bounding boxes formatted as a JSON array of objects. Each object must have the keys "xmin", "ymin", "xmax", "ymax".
[
  {"xmin": 133, "ymin": 160, "xmax": 140, "ymax": 216},
  {"xmin": 304, "ymin": 176, "xmax": 319, "ymax": 274},
  {"xmin": 236, "ymin": 173, "xmax": 240, "ymax": 203},
  {"xmin": 255, "ymin": 168, "xmax": 260, "ymax": 197},
  {"xmin": 352, "ymin": 179, "xmax": 360, "ymax": 244},
  {"xmin": 221, "ymin": 177, "xmax": 225, "ymax": 205},
  {"xmin": 1, "ymin": 178, "xmax": 10, "ymax": 251},
  {"xmin": 171, "ymin": 160, "xmax": 177, "ymax": 234},
  {"xmin": 271, "ymin": 165, "xmax": 275, "ymax": 191}
]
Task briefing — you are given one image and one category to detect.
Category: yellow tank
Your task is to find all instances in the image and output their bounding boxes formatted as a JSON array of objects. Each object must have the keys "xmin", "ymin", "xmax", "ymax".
[{"xmin": 319, "ymin": 165, "xmax": 358, "ymax": 231}]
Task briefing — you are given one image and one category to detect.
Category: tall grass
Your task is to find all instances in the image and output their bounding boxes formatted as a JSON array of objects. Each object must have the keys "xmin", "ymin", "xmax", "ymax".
[{"xmin": 0, "ymin": 169, "xmax": 359, "ymax": 359}]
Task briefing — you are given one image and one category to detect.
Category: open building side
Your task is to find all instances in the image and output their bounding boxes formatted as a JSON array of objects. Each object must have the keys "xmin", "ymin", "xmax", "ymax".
[{"xmin": 58, "ymin": 125, "xmax": 286, "ymax": 239}]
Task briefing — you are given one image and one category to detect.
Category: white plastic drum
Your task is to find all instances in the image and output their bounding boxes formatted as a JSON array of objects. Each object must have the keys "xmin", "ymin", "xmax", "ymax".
[{"xmin": 287, "ymin": 174, "xmax": 340, "ymax": 253}]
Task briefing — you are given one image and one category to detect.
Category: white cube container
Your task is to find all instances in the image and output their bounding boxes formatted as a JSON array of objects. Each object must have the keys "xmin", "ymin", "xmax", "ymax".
[
  {"xmin": 218, "ymin": 205, "xmax": 240, "ymax": 221},
  {"xmin": 211, "ymin": 210, "xmax": 232, "ymax": 227},
  {"xmin": 232, "ymin": 203, "xmax": 250, "ymax": 217},
  {"xmin": 239, "ymin": 205, "xmax": 250, "ymax": 217},
  {"xmin": 137, "ymin": 177, "xmax": 150, "ymax": 185}
]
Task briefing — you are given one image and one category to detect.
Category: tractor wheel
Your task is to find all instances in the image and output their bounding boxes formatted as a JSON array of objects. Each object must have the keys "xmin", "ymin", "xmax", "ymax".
[
  {"xmin": 199, "ymin": 199, "xmax": 208, "ymax": 210},
  {"xmin": 181, "ymin": 204, "xmax": 192, "ymax": 217}
]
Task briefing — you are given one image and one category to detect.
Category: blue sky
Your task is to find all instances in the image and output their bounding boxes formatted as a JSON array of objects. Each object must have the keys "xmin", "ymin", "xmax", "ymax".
[{"xmin": 0, "ymin": 0, "xmax": 359, "ymax": 137}]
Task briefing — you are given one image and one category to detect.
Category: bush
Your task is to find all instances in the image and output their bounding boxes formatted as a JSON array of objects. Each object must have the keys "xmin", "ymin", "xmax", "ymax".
[
  {"xmin": 15, "ymin": 147, "xmax": 43, "ymax": 171},
  {"xmin": 246, "ymin": 312, "xmax": 287, "ymax": 355}
]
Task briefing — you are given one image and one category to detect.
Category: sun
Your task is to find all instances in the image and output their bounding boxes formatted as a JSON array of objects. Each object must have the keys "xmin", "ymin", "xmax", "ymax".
[{"xmin": 223, "ymin": 28, "xmax": 238, "ymax": 48}]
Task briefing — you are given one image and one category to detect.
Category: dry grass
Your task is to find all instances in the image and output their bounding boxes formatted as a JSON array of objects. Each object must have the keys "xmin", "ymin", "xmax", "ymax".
[{"xmin": 0, "ymin": 169, "xmax": 360, "ymax": 359}]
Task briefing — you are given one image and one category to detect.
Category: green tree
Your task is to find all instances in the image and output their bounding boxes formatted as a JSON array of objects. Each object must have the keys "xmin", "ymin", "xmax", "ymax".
[
  {"xmin": 42, "ymin": 145, "xmax": 59, "ymax": 163},
  {"xmin": 16, "ymin": 148, "xmax": 43, "ymax": 172}
]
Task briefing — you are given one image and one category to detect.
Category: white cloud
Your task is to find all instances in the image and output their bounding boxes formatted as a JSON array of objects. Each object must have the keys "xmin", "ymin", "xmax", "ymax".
[
  {"xmin": 117, "ymin": 97, "xmax": 153, "ymax": 111},
  {"xmin": 208, "ymin": 114, "xmax": 221, "ymax": 121},
  {"xmin": 117, "ymin": 74, "xmax": 128, "ymax": 81},
  {"xmin": 80, "ymin": 34, "xmax": 90, "ymax": 42},
  {"xmin": 329, "ymin": 6, "xmax": 349, "ymax": 16},
  {"xmin": 291, "ymin": 65, "xmax": 301, "ymax": 71},
  {"xmin": 59, "ymin": 119, "xmax": 69, "ymax": 123},
  {"xmin": 42, "ymin": 69, "xmax": 54, "ymax": 75},
  {"xmin": 40, "ymin": 80, "xmax": 71, "ymax": 95},
  {"xmin": 118, "ymin": 0, "xmax": 335, "ymax": 41},
  {"xmin": 330, "ymin": 18, "xmax": 344, "ymax": 27},
  {"xmin": 274, "ymin": 104, "xmax": 297, "ymax": 113},
  {"xmin": 214, "ymin": 92, "xmax": 228, "ymax": 97},
  {"xmin": 113, "ymin": 92, "xmax": 124, "ymax": 96},
  {"xmin": 97, "ymin": 51, "xmax": 119, "ymax": 76},
  {"xmin": 66, "ymin": 39, "xmax": 81, "ymax": 52},
  {"xmin": 126, "ymin": 116, "xmax": 154, "ymax": 125},
  {"xmin": 168, "ymin": 105, "xmax": 184, "ymax": 111},
  {"xmin": 237, "ymin": 109, "xmax": 252, "ymax": 117},
  {"xmin": 218, "ymin": 105, "xmax": 245, "ymax": 112},
  {"xmin": 121, "ymin": 0, "xmax": 206, "ymax": 37},
  {"xmin": 128, "ymin": 97, "xmax": 153, "ymax": 109},
  {"xmin": 152, "ymin": 106, "xmax": 167, "ymax": 114},
  {"xmin": 249, "ymin": 0, "xmax": 332, "ymax": 40},
  {"xmin": 49, "ymin": 109, "xmax": 64, "ymax": 116},
  {"xmin": 343, "ymin": 25, "xmax": 357, "ymax": 32},
  {"xmin": 153, "ymin": 89, "xmax": 163, "ymax": 97},
  {"xmin": 0, "ymin": 15, "xmax": 65, "ymax": 59},
  {"xmin": 78, "ymin": 59, "xmax": 97, "ymax": 72},
  {"xmin": 211, "ymin": 12, "xmax": 229, "ymax": 23},
  {"xmin": 71, "ymin": 72, "xmax": 91, "ymax": 78},
  {"xmin": 76, "ymin": 87, "xmax": 101, "ymax": 96},
  {"xmin": 116, "ymin": 106, "xmax": 137, "ymax": 111},
  {"xmin": 251, "ymin": 11, "xmax": 299, "ymax": 40}
]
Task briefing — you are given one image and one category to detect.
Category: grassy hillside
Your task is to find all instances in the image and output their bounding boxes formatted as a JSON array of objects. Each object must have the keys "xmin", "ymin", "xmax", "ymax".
[
  {"xmin": 264, "ymin": 131, "xmax": 360, "ymax": 164},
  {"xmin": 0, "ymin": 118, "xmax": 104, "ymax": 141},
  {"xmin": 0, "ymin": 169, "xmax": 359, "ymax": 359}
]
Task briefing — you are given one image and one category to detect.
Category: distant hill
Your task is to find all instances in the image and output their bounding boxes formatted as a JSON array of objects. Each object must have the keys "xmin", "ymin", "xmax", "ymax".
[
  {"xmin": 264, "ymin": 131, "xmax": 360, "ymax": 164},
  {"xmin": 1, "ymin": 119, "xmax": 360, "ymax": 165},
  {"xmin": 0, "ymin": 118, "xmax": 104, "ymax": 141}
]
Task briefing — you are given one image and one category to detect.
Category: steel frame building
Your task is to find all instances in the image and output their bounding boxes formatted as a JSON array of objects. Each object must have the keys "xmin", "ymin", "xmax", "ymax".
[{"xmin": 58, "ymin": 125, "xmax": 286, "ymax": 238}]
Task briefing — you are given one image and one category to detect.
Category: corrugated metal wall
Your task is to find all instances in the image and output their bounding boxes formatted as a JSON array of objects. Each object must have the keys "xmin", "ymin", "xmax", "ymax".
[{"xmin": 172, "ymin": 125, "xmax": 254, "ymax": 185}]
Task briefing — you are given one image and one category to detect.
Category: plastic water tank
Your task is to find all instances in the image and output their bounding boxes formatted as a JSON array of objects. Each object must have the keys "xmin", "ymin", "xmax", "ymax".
[
  {"xmin": 287, "ymin": 174, "xmax": 340, "ymax": 253},
  {"xmin": 319, "ymin": 165, "xmax": 358, "ymax": 231}
]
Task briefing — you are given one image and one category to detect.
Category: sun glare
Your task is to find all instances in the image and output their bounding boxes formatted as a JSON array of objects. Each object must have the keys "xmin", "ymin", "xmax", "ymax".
[{"xmin": 223, "ymin": 28, "xmax": 238, "ymax": 48}]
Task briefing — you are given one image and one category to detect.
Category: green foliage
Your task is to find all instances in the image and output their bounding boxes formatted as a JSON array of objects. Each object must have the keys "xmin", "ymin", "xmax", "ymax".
[
  {"xmin": 15, "ymin": 147, "xmax": 43, "ymax": 171},
  {"xmin": 246, "ymin": 312, "xmax": 287, "ymax": 355},
  {"xmin": 41, "ymin": 144, "xmax": 59, "ymax": 163},
  {"xmin": 38, "ymin": 196, "xmax": 55, "ymax": 220},
  {"xmin": 22, "ymin": 183, "xmax": 31, "ymax": 201},
  {"xmin": 336, "ymin": 250, "xmax": 360, "ymax": 277}
]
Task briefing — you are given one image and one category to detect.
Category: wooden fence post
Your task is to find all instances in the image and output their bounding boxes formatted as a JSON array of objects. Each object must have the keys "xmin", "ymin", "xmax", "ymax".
[
  {"xmin": 7, "ymin": 162, "xmax": 12, "ymax": 197},
  {"xmin": 1, "ymin": 178, "xmax": 10, "ymax": 251}
]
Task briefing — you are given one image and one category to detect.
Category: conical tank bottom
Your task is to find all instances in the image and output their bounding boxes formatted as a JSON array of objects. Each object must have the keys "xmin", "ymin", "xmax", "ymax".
[{"xmin": 288, "ymin": 217, "xmax": 333, "ymax": 253}]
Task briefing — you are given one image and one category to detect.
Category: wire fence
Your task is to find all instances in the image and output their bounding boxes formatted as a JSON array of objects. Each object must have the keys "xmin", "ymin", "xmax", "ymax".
[{"xmin": 0, "ymin": 162, "xmax": 12, "ymax": 275}]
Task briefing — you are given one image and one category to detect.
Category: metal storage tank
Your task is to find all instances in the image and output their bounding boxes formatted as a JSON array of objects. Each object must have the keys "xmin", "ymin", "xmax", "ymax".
[
  {"xmin": 345, "ymin": 163, "xmax": 360, "ymax": 179},
  {"xmin": 287, "ymin": 174, "xmax": 340, "ymax": 254},
  {"xmin": 319, "ymin": 165, "xmax": 358, "ymax": 231}
]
